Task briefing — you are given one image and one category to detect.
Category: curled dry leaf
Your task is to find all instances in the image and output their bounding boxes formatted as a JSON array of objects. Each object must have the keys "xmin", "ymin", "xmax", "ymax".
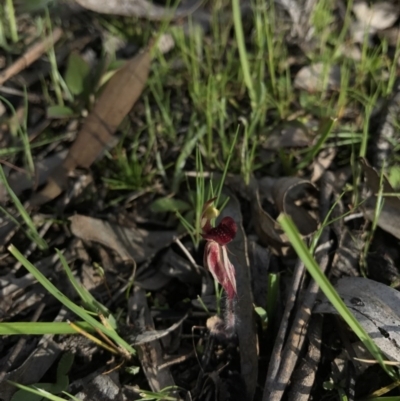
[
  {"xmin": 253, "ymin": 189, "xmax": 291, "ymax": 256},
  {"xmin": 272, "ymin": 177, "xmax": 319, "ymax": 236},
  {"xmin": 360, "ymin": 157, "xmax": 400, "ymax": 240},
  {"xmin": 252, "ymin": 177, "xmax": 319, "ymax": 255},
  {"xmin": 315, "ymin": 277, "xmax": 400, "ymax": 361},
  {"xmin": 30, "ymin": 48, "xmax": 151, "ymax": 206}
]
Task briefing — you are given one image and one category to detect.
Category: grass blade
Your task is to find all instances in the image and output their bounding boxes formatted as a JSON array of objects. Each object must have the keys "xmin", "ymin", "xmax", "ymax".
[
  {"xmin": 0, "ymin": 165, "xmax": 48, "ymax": 250},
  {"xmin": 8, "ymin": 245, "xmax": 135, "ymax": 356},
  {"xmin": 0, "ymin": 322, "xmax": 95, "ymax": 335}
]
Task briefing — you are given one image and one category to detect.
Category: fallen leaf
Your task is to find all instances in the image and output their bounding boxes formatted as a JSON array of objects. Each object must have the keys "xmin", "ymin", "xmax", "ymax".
[
  {"xmin": 315, "ymin": 277, "xmax": 400, "ymax": 361},
  {"xmin": 264, "ymin": 120, "xmax": 311, "ymax": 150},
  {"xmin": 360, "ymin": 158, "xmax": 400, "ymax": 240},
  {"xmin": 0, "ymin": 318, "xmax": 64, "ymax": 401},
  {"xmin": 69, "ymin": 215, "xmax": 175, "ymax": 290},
  {"xmin": 30, "ymin": 48, "xmax": 151, "ymax": 206},
  {"xmin": 0, "ymin": 151, "xmax": 67, "ymax": 203},
  {"xmin": 74, "ymin": 0, "xmax": 202, "ymax": 19},
  {"xmin": 310, "ymin": 147, "xmax": 337, "ymax": 183},
  {"xmin": 129, "ymin": 287, "xmax": 176, "ymax": 392},
  {"xmin": 271, "ymin": 177, "xmax": 319, "ymax": 236},
  {"xmin": 253, "ymin": 189, "xmax": 292, "ymax": 256},
  {"xmin": 74, "ymin": 372, "xmax": 123, "ymax": 401},
  {"xmin": 294, "ymin": 63, "xmax": 341, "ymax": 92},
  {"xmin": 353, "ymin": 1, "xmax": 399, "ymax": 31},
  {"xmin": 69, "ymin": 215, "xmax": 175, "ymax": 263},
  {"xmin": 252, "ymin": 177, "xmax": 318, "ymax": 255}
]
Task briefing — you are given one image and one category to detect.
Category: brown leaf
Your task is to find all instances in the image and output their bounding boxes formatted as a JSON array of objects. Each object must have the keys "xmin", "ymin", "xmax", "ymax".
[
  {"xmin": 30, "ymin": 48, "xmax": 151, "ymax": 206},
  {"xmin": 69, "ymin": 215, "xmax": 175, "ymax": 264},
  {"xmin": 253, "ymin": 189, "xmax": 291, "ymax": 256},
  {"xmin": 252, "ymin": 177, "xmax": 318, "ymax": 255},
  {"xmin": 315, "ymin": 277, "xmax": 400, "ymax": 361},
  {"xmin": 129, "ymin": 287, "xmax": 176, "ymax": 392},
  {"xmin": 264, "ymin": 120, "xmax": 311, "ymax": 150},
  {"xmin": 294, "ymin": 63, "xmax": 341, "ymax": 92},
  {"xmin": 271, "ymin": 177, "xmax": 318, "ymax": 236},
  {"xmin": 360, "ymin": 157, "xmax": 400, "ymax": 240},
  {"xmin": 74, "ymin": 0, "xmax": 202, "ymax": 19}
]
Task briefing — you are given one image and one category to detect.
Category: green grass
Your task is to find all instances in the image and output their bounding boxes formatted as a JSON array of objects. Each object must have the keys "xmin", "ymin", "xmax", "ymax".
[{"xmin": 5, "ymin": 245, "xmax": 136, "ymax": 356}]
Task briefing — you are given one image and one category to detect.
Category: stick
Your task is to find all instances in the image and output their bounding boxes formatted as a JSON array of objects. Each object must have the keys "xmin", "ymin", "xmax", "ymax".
[{"xmin": 0, "ymin": 27, "xmax": 63, "ymax": 86}]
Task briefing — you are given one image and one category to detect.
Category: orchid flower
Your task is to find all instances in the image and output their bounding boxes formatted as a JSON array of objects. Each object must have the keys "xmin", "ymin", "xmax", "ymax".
[{"xmin": 201, "ymin": 198, "xmax": 237, "ymax": 302}]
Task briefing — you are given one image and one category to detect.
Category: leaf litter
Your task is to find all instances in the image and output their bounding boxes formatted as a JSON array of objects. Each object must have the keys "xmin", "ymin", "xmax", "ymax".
[{"xmin": 3, "ymin": 2, "xmax": 400, "ymax": 401}]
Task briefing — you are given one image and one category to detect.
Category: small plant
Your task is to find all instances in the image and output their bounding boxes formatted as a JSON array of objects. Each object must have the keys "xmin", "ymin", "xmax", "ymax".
[{"xmin": 201, "ymin": 198, "xmax": 237, "ymax": 335}]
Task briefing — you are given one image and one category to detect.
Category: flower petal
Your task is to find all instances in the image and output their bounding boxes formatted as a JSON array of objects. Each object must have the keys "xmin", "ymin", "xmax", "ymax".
[
  {"xmin": 204, "ymin": 241, "xmax": 237, "ymax": 300},
  {"xmin": 201, "ymin": 197, "xmax": 218, "ymax": 233},
  {"xmin": 202, "ymin": 216, "xmax": 237, "ymax": 245}
]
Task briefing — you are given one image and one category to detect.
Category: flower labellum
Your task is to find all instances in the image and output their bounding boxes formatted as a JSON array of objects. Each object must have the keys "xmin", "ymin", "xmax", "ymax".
[
  {"xmin": 201, "ymin": 198, "xmax": 237, "ymax": 300},
  {"xmin": 204, "ymin": 241, "xmax": 236, "ymax": 300}
]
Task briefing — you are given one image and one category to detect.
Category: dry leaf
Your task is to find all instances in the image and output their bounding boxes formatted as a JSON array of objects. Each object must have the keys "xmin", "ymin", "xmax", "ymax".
[
  {"xmin": 315, "ymin": 277, "xmax": 400, "ymax": 361},
  {"xmin": 310, "ymin": 147, "xmax": 337, "ymax": 183},
  {"xmin": 264, "ymin": 120, "xmax": 311, "ymax": 150},
  {"xmin": 0, "ymin": 151, "xmax": 67, "ymax": 202},
  {"xmin": 74, "ymin": 0, "xmax": 202, "ymax": 19},
  {"xmin": 353, "ymin": 1, "xmax": 399, "ymax": 39},
  {"xmin": 74, "ymin": 372, "xmax": 123, "ymax": 401},
  {"xmin": 69, "ymin": 215, "xmax": 175, "ymax": 264},
  {"xmin": 360, "ymin": 158, "xmax": 400, "ymax": 240},
  {"xmin": 31, "ymin": 49, "xmax": 151, "ymax": 206},
  {"xmin": 252, "ymin": 177, "xmax": 318, "ymax": 255},
  {"xmin": 294, "ymin": 63, "xmax": 341, "ymax": 92},
  {"xmin": 271, "ymin": 177, "xmax": 318, "ymax": 236},
  {"xmin": 253, "ymin": 189, "xmax": 291, "ymax": 256},
  {"xmin": 129, "ymin": 287, "xmax": 176, "ymax": 392}
]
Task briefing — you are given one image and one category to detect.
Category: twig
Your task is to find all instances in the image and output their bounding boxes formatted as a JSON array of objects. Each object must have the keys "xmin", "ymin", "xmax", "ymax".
[
  {"xmin": 286, "ymin": 316, "xmax": 323, "ymax": 401},
  {"xmin": 174, "ymin": 237, "xmax": 203, "ymax": 275},
  {"xmin": 0, "ymin": 27, "xmax": 63, "ymax": 86},
  {"xmin": 263, "ymin": 258, "xmax": 306, "ymax": 397}
]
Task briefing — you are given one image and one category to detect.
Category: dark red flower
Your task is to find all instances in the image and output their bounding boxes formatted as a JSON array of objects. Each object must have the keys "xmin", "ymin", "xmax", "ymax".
[{"xmin": 201, "ymin": 198, "xmax": 237, "ymax": 300}]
